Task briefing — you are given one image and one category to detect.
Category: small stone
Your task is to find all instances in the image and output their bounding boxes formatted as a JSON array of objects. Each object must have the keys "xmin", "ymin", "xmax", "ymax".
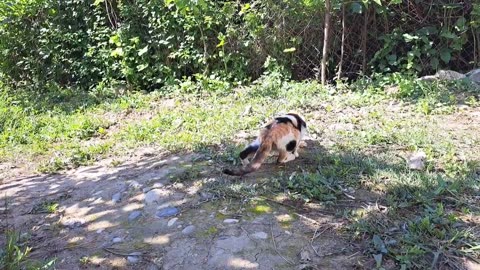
[
  {"xmin": 127, "ymin": 256, "xmax": 140, "ymax": 264},
  {"xmin": 129, "ymin": 181, "xmax": 142, "ymax": 190},
  {"xmin": 167, "ymin": 217, "xmax": 178, "ymax": 227},
  {"xmin": 145, "ymin": 190, "xmax": 162, "ymax": 205},
  {"xmin": 182, "ymin": 225, "xmax": 195, "ymax": 235},
  {"xmin": 61, "ymin": 219, "xmax": 85, "ymax": 229},
  {"xmin": 223, "ymin": 219, "xmax": 239, "ymax": 224},
  {"xmin": 299, "ymin": 250, "xmax": 311, "ymax": 263},
  {"xmin": 252, "ymin": 231, "xmax": 268, "ymax": 239},
  {"xmin": 128, "ymin": 211, "xmax": 142, "ymax": 222},
  {"xmin": 408, "ymin": 151, "xmax": 427, "ymax": 170},
  {"xmin": 200, "ymin": 191, "xmax": 214, "ymax": 199},
  {"xmin": 112, "ymin": 237, "xmax": 123, "ymax": 243},
  {"xmin": 112, "ymin": 192, "xmax": 122, "ymax": 203},
  {"xmin": 96, "ymin": 229, "xmax": 104, "ymax": 234},
  {"xmin": 156, "ymin": 207, "xmax": 179, "ymax": 218}
]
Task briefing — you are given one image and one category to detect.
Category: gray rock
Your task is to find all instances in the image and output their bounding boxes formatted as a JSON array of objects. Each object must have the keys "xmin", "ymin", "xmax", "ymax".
[
  {"xmin": 408, "ymin": 151, "xmax": 427, "ymax": 170},
  {"xmin": 167, "ymin": 217, "xmax": 178, "ymax": 227},
  {"xmin": 145, "ymin": 189, "xmax": 163, "ymax": 205},
  {"xmin": 156, "ymin": 207, "xmax": 179, "ymax": 218},
  {"xmin": 127, "ymin": 255, "xmax": 140, "ymax": 264},
  {"xmin": 466, "ymin": 69, "xmax": 480, "ymax": 85},
  {"xmin": 252, "ymin": 231, "xmax": 268, "ymax": 239},
  {"xmin": 112, "ymin": 237, "xmax": 123, "ymax": 243},
  {"xmin": 182, "ymin": 225, "xmax": 195, "ymax": 235},
  {"xmin": 61, "ymin": 219, "xmax": 85, "ymax": 229},
  {"xmin": 128, "ymin": 211, "xmax": 142, "ymax": 222},
  {"xmin": 96, "ymin": 229, "xmax": 104, "ymax": 234},
  {"xmin": 418, "ymin": 70, "xmax": 466, "ymax": 81},
  {"xmin": 112, "ymin": 192, "xmax": 122, "ymax": 203}
]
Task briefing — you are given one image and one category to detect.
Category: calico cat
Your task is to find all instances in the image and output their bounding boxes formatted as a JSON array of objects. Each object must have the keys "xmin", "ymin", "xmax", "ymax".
[{"xmin": 223, "ymin": 112, "xmax": 307, "ymax": 176}]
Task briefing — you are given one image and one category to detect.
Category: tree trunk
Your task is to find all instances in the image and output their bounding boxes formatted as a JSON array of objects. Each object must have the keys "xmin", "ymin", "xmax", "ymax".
[
  {"xmin": 321, "ymin": 0, "xmax": 331, "ymax": 85},
  {"xmin": 361, "ymin": 6, "xmax": 368, "ymax": 74},
  {"xmin": 336, "ymin": 2, "xmax": 345, "ymax": 80}
]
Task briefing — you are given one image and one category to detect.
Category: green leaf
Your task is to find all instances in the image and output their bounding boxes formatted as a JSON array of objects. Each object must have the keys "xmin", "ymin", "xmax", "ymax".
[
  {"xmin": 373, "ymin": 235, "xmax": 388, "ymax": 254},
  {"xmin": 283, "ymin": 47, "xmax": 296, "ymax": 53},
  {"xmin": 373, "ymin": 0, "xmax": 382, "ymax": 6},
  {"xmin": 239, "ymin": 3, "xmax": 250, "ymax": 15},
  {"xmin": 137, "ymin": 64, "xmax": 148, "ymax": 71},
  {"xmin": 138, "ymin": 46, "xmax": 149, "ymax": 56},
  {"xmin": 403, "ymin": 33, "xmax": 418, "ymax": 42},
  {"xmin": 440, "ymin": 48, "xmax": 451, "ymax": 64},
  {"xmin": 93, "ymin": 0, "xmax": 104, "ymax": 6},
  {"xmin": 110, "ymin": 47, "xmax": 124, "ymax": 58},
  {"xmin": 373, "ymin": 254, "xmax": 383, "ymax": 268},
  {"xmin": 455, "ymin": 17, "xmax": 466, "ymax": 31},
  {"xmin": 109, "ymin": 34, "xmax": 121, "ymax": 47},
  {"xmin": 216, "ymin": 39, "xmax": 225, "ymax": 48},
  {"xmin": 440, "ymin": 29, "xmax": 456, "ymax": 39}
]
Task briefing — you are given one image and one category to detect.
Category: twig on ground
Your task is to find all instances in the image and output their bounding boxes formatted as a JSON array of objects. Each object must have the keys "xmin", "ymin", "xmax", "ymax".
[
  {"xmin": 270, "ymin": 222, "xmax": 295, "ymax": 265},
  {"xmin": 310, "ymin": 225, "xmax": 332, "ymax": 257}
]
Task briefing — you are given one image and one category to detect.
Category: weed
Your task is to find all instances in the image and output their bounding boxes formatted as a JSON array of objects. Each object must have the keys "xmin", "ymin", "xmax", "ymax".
[{"xmin": 42, "ymin": 202, "xmax": 59, "ymax": 214}]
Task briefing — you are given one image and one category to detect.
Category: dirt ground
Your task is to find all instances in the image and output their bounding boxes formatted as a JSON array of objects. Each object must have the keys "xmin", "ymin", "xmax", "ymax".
[{"xmin": 0, "ymin": 144, "xmax": 367, "ymax": 270}]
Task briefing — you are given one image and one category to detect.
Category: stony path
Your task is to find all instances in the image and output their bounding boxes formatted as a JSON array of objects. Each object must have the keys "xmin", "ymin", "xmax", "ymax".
[{"xmin": 0, "ymin": 147, "xmax": 359, "ymax": 270}]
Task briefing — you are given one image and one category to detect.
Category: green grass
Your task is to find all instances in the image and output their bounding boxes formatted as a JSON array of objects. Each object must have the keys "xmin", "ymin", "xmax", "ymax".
[
  {"xmin": 1, "ymin": 230, "xmax": 56, "ymax": 270},
  {"xmin": 1, "ymin": 73, "xmax": 480, "ymax": 268}
]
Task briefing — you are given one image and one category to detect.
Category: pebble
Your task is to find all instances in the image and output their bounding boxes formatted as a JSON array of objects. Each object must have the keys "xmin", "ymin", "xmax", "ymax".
[
  {"xmin": 112, "ymin": 192, "xmax": 122, "ymax": 203},
  {"xmin": 145, "ymin": 189, "xmax": 162, "ymax": 205},
  {"xmin": 167, "ymin": 217, "xmax": 178, "ymax": 227},
  {"xmin": 252, "ymin": 231, "xmax": 268, "ymax": 239},
  {"xmin": 127, "ymin": 255, "xmax": 140, "ymax": 264},
  {"xmin": 96, "ymin": 229, "xmax": 104, "ymax": 234},
  {"xmin": 128, "ymin": 211, "xmax": 142, "ymax": 222},
  {"xmin": 112, "ymin": 237, "xmax": 123, "ymax": 243},
  {"xmin": 223, "ymin": 219, "xmax": 239, "ymax": 224},
  {"xmin": 182, "ymin": 225, "xmax": 195, "ymax": 235},
  {"xmin": 156, "ymin": 207, "xmax": 179, "ymax": 218},
  {"xmin": 408, "ymin": 151, "xmax": 427, "ymax": 170}
]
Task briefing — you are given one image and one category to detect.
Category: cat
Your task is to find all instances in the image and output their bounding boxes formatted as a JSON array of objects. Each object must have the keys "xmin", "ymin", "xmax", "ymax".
[{"xmin": 223, "ymin": 112, "xmax": 307, "ymax": 176}]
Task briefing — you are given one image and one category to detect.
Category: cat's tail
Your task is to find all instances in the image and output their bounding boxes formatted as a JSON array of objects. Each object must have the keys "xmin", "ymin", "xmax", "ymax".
[{"xmin": 223, "ymin": 137, "xmax": 273, "ymax": 176}]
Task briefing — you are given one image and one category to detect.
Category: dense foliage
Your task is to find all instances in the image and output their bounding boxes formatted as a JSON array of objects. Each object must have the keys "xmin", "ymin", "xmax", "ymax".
[{"xmin": 0, "ymin": 0, "xmax": 479, "ymax": 93}]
